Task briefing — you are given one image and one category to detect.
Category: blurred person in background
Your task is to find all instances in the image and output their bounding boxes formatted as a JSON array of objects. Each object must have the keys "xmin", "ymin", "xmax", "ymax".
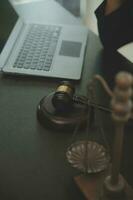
[{"xmin": 95, "ymin": 0, "xmax": 133, "ymax": 50}]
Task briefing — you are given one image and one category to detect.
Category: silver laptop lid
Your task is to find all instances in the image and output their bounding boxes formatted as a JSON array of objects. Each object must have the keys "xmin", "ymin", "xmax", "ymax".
[{"xmin": 0, "ymin": 1, "xmax": 18, "ymax": 53}]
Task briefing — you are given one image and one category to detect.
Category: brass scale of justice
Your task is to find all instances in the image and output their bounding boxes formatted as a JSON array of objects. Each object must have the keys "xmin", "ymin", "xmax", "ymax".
[{"xmin": 37, "ymin": 71, "xmax": 133, "ymax": 200}]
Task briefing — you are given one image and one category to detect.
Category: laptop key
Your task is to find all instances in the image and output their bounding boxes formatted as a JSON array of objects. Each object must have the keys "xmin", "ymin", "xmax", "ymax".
[{"xmin": 43, "ymin": 66, "xmax": 50, "ymax": 71}]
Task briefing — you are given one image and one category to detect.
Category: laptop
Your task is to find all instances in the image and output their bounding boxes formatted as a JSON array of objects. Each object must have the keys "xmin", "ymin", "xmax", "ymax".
[{"xmin": 0, "ymin": 1, "xmax": 88, "ymax": 80}]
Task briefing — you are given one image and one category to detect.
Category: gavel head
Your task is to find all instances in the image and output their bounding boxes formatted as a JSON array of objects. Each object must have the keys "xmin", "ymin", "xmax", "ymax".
[{"xmin": 52, "ymin": 81, "xmax": 75, "ymax": 112}]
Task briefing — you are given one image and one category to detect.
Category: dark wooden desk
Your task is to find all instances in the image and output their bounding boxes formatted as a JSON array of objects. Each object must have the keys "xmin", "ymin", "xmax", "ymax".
[
  {"xmin": 0, "ymin": 31, "xmax": 103, "ymax": 200},
  {"xmin": 0, "ymin": 27, "xmax": 133, "ymax": 199}
]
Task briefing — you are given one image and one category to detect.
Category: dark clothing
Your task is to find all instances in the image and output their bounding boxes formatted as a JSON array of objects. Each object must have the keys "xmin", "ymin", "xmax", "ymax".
[{"xmin": 95, "ymin": 0, "xmax": 133, "ymax": 50}]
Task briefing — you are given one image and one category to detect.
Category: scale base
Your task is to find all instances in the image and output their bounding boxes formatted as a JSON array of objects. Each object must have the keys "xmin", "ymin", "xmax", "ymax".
[{"xmin": 74, "ymin": 173, "xmax": 133, "ymax": 200}]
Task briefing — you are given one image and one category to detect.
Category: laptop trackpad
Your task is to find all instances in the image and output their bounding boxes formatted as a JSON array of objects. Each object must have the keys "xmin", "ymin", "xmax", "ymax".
[{"xmin": 59, "ymin": 40, "xmax": 82, "ymax": 57}]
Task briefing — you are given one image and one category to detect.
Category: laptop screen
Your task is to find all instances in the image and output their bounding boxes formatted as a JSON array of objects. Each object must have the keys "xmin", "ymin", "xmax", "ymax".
[{"xmin": 0, "ymin": 1, "xmax": 18, "ymax": 53}]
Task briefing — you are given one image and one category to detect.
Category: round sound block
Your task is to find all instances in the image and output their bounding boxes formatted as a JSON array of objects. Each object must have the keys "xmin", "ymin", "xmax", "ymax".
[{"xmin": 37, "ymin": 93, "xmax": 88, "ymax": 131}]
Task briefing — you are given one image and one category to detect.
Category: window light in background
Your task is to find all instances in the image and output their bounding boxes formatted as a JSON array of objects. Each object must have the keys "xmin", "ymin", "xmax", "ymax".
[{"xmin": 80, "ymin": 0, "xmax": 102, "ymax": 34}]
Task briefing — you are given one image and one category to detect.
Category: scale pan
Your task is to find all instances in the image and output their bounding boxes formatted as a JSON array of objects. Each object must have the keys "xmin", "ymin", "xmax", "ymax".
[{"xmin": 66, "ymin": 141, "xmax": 110, "ymax": 173}]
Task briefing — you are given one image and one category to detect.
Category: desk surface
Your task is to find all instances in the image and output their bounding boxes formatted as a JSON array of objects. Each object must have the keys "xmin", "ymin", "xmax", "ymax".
[
  {"xmin": 0, "ymin": 1, "xmax": 133, "ymax": 199},
  {"xmin": 1, "ymin": 32, "xmax": 133, "ymax": 200},
  {"xmin": 0, "ymin": 28, "xmax": 103, "ymax": 199}
]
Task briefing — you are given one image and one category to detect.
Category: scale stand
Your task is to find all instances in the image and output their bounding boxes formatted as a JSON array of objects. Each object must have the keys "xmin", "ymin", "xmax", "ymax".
[
  {"xmin": 74, "ymin": 72, "xmax": 133, "ymax": 200},
  {"xmin": 74, "ymin": 172, "xmax": 133, "ymax": 200}
]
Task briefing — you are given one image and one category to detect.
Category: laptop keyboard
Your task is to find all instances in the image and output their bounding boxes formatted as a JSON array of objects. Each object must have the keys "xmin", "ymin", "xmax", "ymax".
[{"xmin": 13, "ymin": 24, "xmax": 61, "ymax": 71}]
